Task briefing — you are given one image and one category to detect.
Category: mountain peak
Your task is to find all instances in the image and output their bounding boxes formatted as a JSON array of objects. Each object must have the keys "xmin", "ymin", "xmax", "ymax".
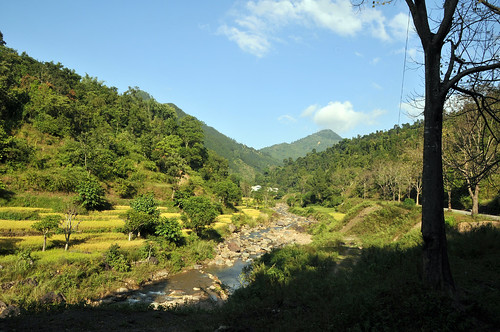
[{"xmin": 260, "ymin": 130, "xmax": 342, "ymax": 161}]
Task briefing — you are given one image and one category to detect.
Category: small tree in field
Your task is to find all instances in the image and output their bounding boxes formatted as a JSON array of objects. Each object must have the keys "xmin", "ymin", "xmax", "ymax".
[
  {"xmin": 62, "ymin": 206, "xmax": 80, "ymax": 251},
  {"xmin": 76, "ymin": 177, "xmax": 108, "ymax": 211},
  {"xmin": 31, "ymin": 215, "xmax": 61, "ymax": 251},
  {"xmin": 181, "ymin": 196, "xmax": 220, "ymax": 235},
  {"xmin": 124, "ymin": 193, "xmax": 160, "ymax": 240}
]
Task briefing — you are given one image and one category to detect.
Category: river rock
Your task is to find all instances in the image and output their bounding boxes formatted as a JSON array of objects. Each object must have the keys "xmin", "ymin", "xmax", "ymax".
[
  {"xmin": 227, "ymin": 241, "xmax": 241, "ymax": 252},
  {"xmin": 40, "ymin": 292, "xmax": 66, "ymax": 305},
  {"xmin": 0, "ymin": 304, "xmax": 20, "ymax": 318}
]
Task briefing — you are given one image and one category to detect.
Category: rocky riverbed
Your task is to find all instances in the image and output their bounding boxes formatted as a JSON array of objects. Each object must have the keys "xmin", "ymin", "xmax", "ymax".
[
  {"xmin": 209, "ymin": 203, "xmax": 313, "ymax": 267},
  {"xmin": 100, "ymin": 204, "xmax": 314, "ymax": 309}
]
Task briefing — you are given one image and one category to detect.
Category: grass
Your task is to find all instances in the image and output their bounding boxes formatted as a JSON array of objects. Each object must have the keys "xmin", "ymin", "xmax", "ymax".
[{"xmin": 216, "ymin": 202, "xmax": 500, "ymax": 331}]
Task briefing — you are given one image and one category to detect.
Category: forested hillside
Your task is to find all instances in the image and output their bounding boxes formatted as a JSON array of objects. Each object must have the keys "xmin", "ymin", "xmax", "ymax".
[
  {"xmin": 0, "ymin": 42, "xmax": 242, "ymax": 203},
  {"xmin": 169, "ymin": 104, "xmax": 279, "ymax": 180},
  {"xmin": 260, "ymin": 129, "xmax": 342, "ymax": 162},
  {"xmin": 264, "ymin": 120, "xmax": 499, "ymax": 214}
]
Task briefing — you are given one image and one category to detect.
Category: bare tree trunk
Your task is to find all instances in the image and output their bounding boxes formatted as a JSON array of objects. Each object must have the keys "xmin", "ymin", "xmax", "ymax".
[
  {"xmin": 42, "ymin": 234, "xmax": 47, "ymax": 252},
  {"xmin": 128, "ymin": 232, "xmax": 132, "ymax": 241},
  {"xmin": 469, "ymin": 184, "xmax": 480, "ymax": 216},
  {"xmin": 447, "ymin": 190, "xmax": 452, "ymax": 211}
]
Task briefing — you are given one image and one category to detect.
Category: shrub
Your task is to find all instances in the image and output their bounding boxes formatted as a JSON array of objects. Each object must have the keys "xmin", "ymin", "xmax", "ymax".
[
  {"xmin": 403, "ymin": 198, "xmax": 416, "ymax": 209},
  {"xmin": 104, "ymin": 244, "xmax": 130, "ymax": 272},
  {"xmin": 155, "ymin": 217, "xmax": 183, "ymax": 245},
  {"xmin": 115, "ymin": 179, "xmax": 138, "ymax": 199},
  {"xmin": 181, "ymin": 196, "xmax": 221, "ymax": 234},
  {"xmin": 76, "ymin": 177, "xmax": 108, "ymax": 211}
]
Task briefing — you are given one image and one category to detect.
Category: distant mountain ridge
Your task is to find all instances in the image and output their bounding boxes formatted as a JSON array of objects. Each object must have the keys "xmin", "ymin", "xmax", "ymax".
[
  {"xmin": 171, "ymin": 102, "xmax": 342, "ymax": 178},
  {"xmin": 169, "ymin": 104, "xmax": 279, "ymax": 181},
  {"xmin": 260, "ymin": 129, "xmax": 342, "ymax": 162}
]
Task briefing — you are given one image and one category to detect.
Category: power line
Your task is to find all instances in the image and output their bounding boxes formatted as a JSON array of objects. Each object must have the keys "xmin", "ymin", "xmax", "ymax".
[{"xmin": 398, "ymin": 10, "xmax": 411, "ymax": 127}]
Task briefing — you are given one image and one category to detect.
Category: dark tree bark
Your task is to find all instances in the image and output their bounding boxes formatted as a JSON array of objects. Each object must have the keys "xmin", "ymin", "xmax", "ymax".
[{"xmin": 403, "ymin": 0, "xmax": 499, "ymax": 293}]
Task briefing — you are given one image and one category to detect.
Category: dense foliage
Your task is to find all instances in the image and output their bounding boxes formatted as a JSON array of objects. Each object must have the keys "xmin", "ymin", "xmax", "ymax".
[
  {"xmin": 264, "ymin": 120, "xmax": 499, "ymax": 212},
  {"xmin": 0, "ymin": 41, "xmax": 242, "ymax": 206}
]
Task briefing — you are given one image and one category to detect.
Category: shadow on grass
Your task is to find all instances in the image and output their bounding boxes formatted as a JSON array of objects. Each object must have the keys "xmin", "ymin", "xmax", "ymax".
[
  {"xmin": 50, "ymin": 238, "xmax": 88, "ymax": 249},
  {"xmin": 198, "ymin": 228, "xmax": 223, "ymax": 243},
  {"xmin": 219, "ymin": 226, "xmax": 500, "ymax": 331},
  {"xmin": 0, "ymin": 237, "xmax": 22, "ymax": 254}
]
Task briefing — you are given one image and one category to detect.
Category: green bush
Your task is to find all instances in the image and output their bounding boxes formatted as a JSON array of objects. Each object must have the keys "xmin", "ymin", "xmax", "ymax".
[
  {"xmin": 115, "ymin": 179, "xmax": 138, "ymax": 199},
  {"xmin": 403, "ymin": 198, "xmax": 416, "ymax": 209},
  {"xmin": 181, "ymin": 196, "xmax": 220, "ymax": 234},
  {"xmin": 104, "ymin": 244, "xmax": 130, "ymax": 272},
  {"xmin": 0, "ymin": 210, "xmax": 39, "ymax": 220},
  {"xmin": 155, "ymin": 217, "xmax": 183, "ymax": 245},
  {"xmin": 76, "ymin": 177, "xmax": 108, "ymax": 211}
]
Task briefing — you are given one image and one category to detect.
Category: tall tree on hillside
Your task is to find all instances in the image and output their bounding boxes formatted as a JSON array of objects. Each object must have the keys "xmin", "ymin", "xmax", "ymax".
[{"xmin": 399, "ymin": 0, "xmax": 500, "ymax": 293}]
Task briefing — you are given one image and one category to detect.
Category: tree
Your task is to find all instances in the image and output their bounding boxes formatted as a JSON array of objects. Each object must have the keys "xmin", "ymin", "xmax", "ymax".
[
  {"xmin": 213, "ymin": 179, "xmax": 242, "ymax": 207},
  {"xmin": 76, "ymin": 177, "xmax": 108, "ymax": 211},
  {"xmin": 443, "ymin": 98, "xmax": 500, "ymax": 215},
  {"xmin": 31, "ymin": 215, "xmax": 61, "ymax": 251},
  {"xmin": 402, "ymin": 0, "xmax": 500, "ymax": 292},
  {"xmin": 181, "ymin": 196, "xmax": 220, "ymax": 235},
  {"xmin": 124, "ymin": 193, "xmax": 159, "ymax": 240},
  {"xmin": 155, "ymin": 217, "xmax": 183, "ymax": 245},
  {"xmin": 62, "ymin": 206, "xmax": 80, "ymax": 251}
]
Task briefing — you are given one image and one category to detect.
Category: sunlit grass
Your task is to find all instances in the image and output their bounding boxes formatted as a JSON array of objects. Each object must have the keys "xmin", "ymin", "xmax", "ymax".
[
  {"xmin": 78, "ymin": 219, "xmax": 124, "ymax": 230},
  {"xmin": 0, "ymin": 207, "xmax": 52, "ymax": 212},
  {"xmin": 241, "ymin": 208, "xmax": 261, "ymax": 219},
  {"xmin": 160, "ymin": 212, "xmax": 181, "ymax": 219},
  {"xmin": 216, "ymin": 214, "xmax": 233, "ymax": 223},
  {"xmin": 330, "ymin": 212, "xmax": 346, "ymax": 221},
  {"xmin": 0, "ymin": 219, "xmax": 36, "ymax": 229}
]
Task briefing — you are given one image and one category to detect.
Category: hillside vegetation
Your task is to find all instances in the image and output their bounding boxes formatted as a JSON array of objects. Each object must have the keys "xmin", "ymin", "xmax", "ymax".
[{"xmin": 260, "ymin": 129, "xmax": 342, "ymax": 162}]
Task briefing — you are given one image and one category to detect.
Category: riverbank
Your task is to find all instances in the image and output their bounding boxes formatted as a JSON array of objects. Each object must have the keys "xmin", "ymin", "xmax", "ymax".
[{"xmin": 92, "ymin": 203, "xmax": 315, "ymax": 309}]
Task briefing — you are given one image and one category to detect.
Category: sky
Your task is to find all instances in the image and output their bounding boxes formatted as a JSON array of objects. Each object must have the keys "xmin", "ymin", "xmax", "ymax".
[{"xmin": 1, "ymin": 0, "xmax": 424, "ymax": 149}]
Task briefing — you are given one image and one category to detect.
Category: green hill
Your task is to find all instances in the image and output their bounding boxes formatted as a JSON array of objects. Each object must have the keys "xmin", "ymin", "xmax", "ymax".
[
  {"xmin": 169, "ymin": 104, "xmax": 279, "ymax": 181},
  {"xmin": 260, "ymin": 129, "xmax": 342, "ymax": 162}
]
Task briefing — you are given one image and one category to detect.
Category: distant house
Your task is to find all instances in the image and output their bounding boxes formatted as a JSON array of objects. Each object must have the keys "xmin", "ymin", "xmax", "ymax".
[{"xmin": 251, "ymin": 185, "xmax": 262, "ymax": 192}]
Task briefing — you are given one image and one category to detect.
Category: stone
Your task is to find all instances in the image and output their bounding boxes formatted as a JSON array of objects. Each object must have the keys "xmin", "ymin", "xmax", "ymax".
[
  {"xmin": 227, "ymin": 224, "xmax": 237, "ymax": 233},
  {"xmin": 227, "ymin": 241, "xmax": 241, "ymax": 252},
  {"xmin": 0, "ymin": 304, "xmax": 20, "ymax": 318},
  {"xmin": 40, "ymin": 292, "xmax": 66, "ymax": 305},
  {"xmin": 148, "ymin": 256, "xmax": 159, "ymax": 265},
  {"xmin": 116, "ymin": 287, "xmax": 129, "ymax": 294}
]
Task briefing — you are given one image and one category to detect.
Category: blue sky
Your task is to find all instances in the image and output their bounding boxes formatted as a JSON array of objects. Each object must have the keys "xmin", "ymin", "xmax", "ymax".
[{"xmin": 1, "ymin": 0, "xmax": 424, "ymax": 149}]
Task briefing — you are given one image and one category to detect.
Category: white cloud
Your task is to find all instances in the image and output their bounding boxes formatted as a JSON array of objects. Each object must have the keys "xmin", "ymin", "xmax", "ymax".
[
  {"xmin": 388, "ymin": 12, "xmax": 411, "ymax": 41},
  {"xmin": 219, "ymin": 0, "xmax": 408, "ymax": 57},
  {"xmin": 370, "ymin": 57, "xmax": 381, "ymax": 65},
  {"xmin": 278, "ymin": 114, "xmax": 297, "ymax": 123},
  {"xmin": 218, "ymin": 24, "xmax": 271, "ymax": 57},
  {"xmin": 301, "ymin": 104, "xmax": 319, "ymax": 117},
  {"xmin": 302, "ymin": 101, "xmax": 385, "ymax": 133}
]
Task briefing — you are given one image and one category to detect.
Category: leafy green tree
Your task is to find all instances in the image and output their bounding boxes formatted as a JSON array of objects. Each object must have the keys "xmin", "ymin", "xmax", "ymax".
[
  {"xmin": 76, "ymin": 177, "xmax": 108, "ymax": 211},
  {"xmin": 213, "ymin": 179, "xmax": 242, "ymax": 207},
  {"xmin": 31, "ymin": 215, "xmax": 61, "ymax": 251},
  {"xmin": 130, "ymin": 193, "xmax": 159, "ymax": 216},
  {"xmin": 155, "ymin": 217, "xmax": 183, "ymax": 245},
  {"xmin": 181, "ymin": 196, "xmax": 220, "ymax": 235},
  {"xmin": 124, "ymin": 193, "xmax": 160, "ymax": 240}
]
